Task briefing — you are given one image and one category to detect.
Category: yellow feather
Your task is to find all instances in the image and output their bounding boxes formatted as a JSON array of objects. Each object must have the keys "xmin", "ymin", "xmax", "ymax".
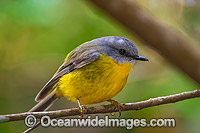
[{"xmin": 56, "ymin": 54, "xmax": 133, "ymax": 105}]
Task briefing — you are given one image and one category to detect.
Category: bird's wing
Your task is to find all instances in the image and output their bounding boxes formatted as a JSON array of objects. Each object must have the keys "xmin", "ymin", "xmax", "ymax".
[{"xmin": 35, "ymin": 43, "xmax": 100, "ymax": 102}]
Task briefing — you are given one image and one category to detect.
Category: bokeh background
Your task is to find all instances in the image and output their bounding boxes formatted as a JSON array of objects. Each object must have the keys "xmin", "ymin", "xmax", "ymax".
[{"xmin": 0, "ymin": 0, "xmax": 200, "ymax": 133}]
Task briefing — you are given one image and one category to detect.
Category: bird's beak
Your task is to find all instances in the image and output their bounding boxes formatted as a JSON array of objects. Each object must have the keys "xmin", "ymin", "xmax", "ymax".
[{"xmin": 134, "ymin": 55, "xmax": 149, "ymax": 61}]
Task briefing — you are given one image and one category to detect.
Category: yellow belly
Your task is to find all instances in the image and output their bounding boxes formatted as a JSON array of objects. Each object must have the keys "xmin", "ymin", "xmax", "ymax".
[{"xmin": 56, "ymin": 54, "xmax": 133, "ymax": 105}]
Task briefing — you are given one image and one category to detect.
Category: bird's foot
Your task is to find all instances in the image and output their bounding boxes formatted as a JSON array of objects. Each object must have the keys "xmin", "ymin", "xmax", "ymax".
[
  {"xmin": 77, "ymin": 98, "xmax": 88, "ymax": 119},
  {"xmin": 107, "ymin": 99, "xmax": 125, "ymax": 117}
]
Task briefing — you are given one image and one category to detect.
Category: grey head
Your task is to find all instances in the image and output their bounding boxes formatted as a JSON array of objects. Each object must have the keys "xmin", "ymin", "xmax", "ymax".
[{"xmin": 90, "ymin": 36, "xmax": 148, "ymax": 65}]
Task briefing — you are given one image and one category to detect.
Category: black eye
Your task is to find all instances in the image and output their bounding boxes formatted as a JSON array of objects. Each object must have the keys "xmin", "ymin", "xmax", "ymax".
[{"xmin": 119, "ymin": 49, "xmax": 126, "ymax": 55}]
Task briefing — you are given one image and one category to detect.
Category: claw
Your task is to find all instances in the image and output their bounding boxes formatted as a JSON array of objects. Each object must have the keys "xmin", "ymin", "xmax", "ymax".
[
  {"xmin": 77, "ymin": 98, "xmax": 88, "ymax": 118},
  {"xmin": 107, "ymin": 99, "xmax": 125, "ymax": 117},
  {"xmin": 110, "ymin": 112, "xmax": 115, "ymax": 116}
]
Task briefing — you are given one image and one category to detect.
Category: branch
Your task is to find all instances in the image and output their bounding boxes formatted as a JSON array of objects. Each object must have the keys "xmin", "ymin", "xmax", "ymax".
[
  {"xmin": 86, "ymin": 0, "xmax": 200, "ymax": 85},
  {"xmin": 1, "ymin": 89, "xmax": 200, "ymax": 123}
]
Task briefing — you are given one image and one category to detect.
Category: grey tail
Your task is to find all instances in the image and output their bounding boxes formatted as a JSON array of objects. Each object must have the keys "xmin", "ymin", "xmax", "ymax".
[
  {"xmin": 29, "ymin": 91, "xmax": 59, "ymax": 112},
  {"xmin": 24, "ymin": 91, "xmax": 59, "ymax": 133}
]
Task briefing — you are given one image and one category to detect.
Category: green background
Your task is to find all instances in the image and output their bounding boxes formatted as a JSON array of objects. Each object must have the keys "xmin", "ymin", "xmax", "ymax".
[{"xmin": 0, "ymin": 0, "xmax": 200, "ymax": 133}]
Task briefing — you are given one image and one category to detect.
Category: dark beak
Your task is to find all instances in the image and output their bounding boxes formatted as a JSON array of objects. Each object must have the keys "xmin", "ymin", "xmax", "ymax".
[{"xmin": 134, "ymin": 55, "xmax": 149, "ymax": 61}]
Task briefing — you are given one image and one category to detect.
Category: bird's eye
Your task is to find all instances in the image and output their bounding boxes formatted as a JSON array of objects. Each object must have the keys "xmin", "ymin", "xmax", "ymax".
[{"xmin": 119, "ymin": 49, "xmax": 126, "ymax": 55}]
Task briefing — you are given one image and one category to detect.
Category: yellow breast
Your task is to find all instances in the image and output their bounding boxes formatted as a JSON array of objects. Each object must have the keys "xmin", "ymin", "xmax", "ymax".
[{"xmin": 56, "ymin": 54, "xmax": 133, "ymax": 105}]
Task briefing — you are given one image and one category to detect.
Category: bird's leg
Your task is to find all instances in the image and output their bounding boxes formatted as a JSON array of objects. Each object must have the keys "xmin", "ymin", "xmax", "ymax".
[
  {"xmin": 77, "ymin": 98, "xmax": 88, "ymax": 119},
  {"xmin": 107, "ymin": 99, "xmax": 125, "ymax": 117}
]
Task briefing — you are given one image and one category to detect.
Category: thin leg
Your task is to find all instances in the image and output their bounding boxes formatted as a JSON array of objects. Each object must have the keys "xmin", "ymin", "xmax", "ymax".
[
  {"xmin": 107, "ymin": 99, "xmax": 125, "ymax": 117},
  {"xmin": 77, "ymin": 98, "xmax": 88, "ymax": 119}
]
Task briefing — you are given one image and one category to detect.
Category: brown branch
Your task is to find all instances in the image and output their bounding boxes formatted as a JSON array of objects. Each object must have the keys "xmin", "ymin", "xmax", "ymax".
[
  {"xmin": 86, "ymin": 0, "xmax": 200, "ymax": 85},
  {"xmin": 0, "ymin": 89, "xmax": 200, "ymax": 123}
]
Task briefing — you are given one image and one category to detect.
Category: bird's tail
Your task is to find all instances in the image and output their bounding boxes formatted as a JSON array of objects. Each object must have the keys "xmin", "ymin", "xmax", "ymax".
[
  {"xmin": 29, "ymin": 90, "xmax": 59, "ymax": 112},
  {"xmin": 24, "ymin": 91, "xmax": 59, "ymax": 133}
]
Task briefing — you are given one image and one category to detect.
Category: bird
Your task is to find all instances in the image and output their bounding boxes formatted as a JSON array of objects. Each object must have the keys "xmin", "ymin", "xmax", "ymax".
[{"xmin": 26, "ymin": 36, "xmax": 148, "ymax": 131}]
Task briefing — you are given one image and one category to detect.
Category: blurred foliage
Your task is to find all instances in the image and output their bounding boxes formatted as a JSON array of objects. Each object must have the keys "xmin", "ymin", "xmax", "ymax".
[{"xmin": 0, "ymin": 0, "xmax": 200, "ymax": 133}]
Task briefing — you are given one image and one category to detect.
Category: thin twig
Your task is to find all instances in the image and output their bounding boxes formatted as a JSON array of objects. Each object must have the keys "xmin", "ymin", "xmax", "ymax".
[{"xmin": 0, "ymin": 89, "xmax": 200, "ymax": 123}]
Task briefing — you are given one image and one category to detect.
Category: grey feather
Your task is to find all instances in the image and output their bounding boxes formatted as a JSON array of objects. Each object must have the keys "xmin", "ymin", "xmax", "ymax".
[{"xmin": 30, "ymin": 91, "xmax": 58, "ymax": 112}]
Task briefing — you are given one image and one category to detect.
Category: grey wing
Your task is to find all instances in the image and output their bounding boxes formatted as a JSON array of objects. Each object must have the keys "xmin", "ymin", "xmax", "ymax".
[
  {"xmin": 34, "ymin": 62, "xmax": 72, "ymax": 102},
  {"xmin": 35, "ymin": 43, "xmax": 100, "ymax": 102}
]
